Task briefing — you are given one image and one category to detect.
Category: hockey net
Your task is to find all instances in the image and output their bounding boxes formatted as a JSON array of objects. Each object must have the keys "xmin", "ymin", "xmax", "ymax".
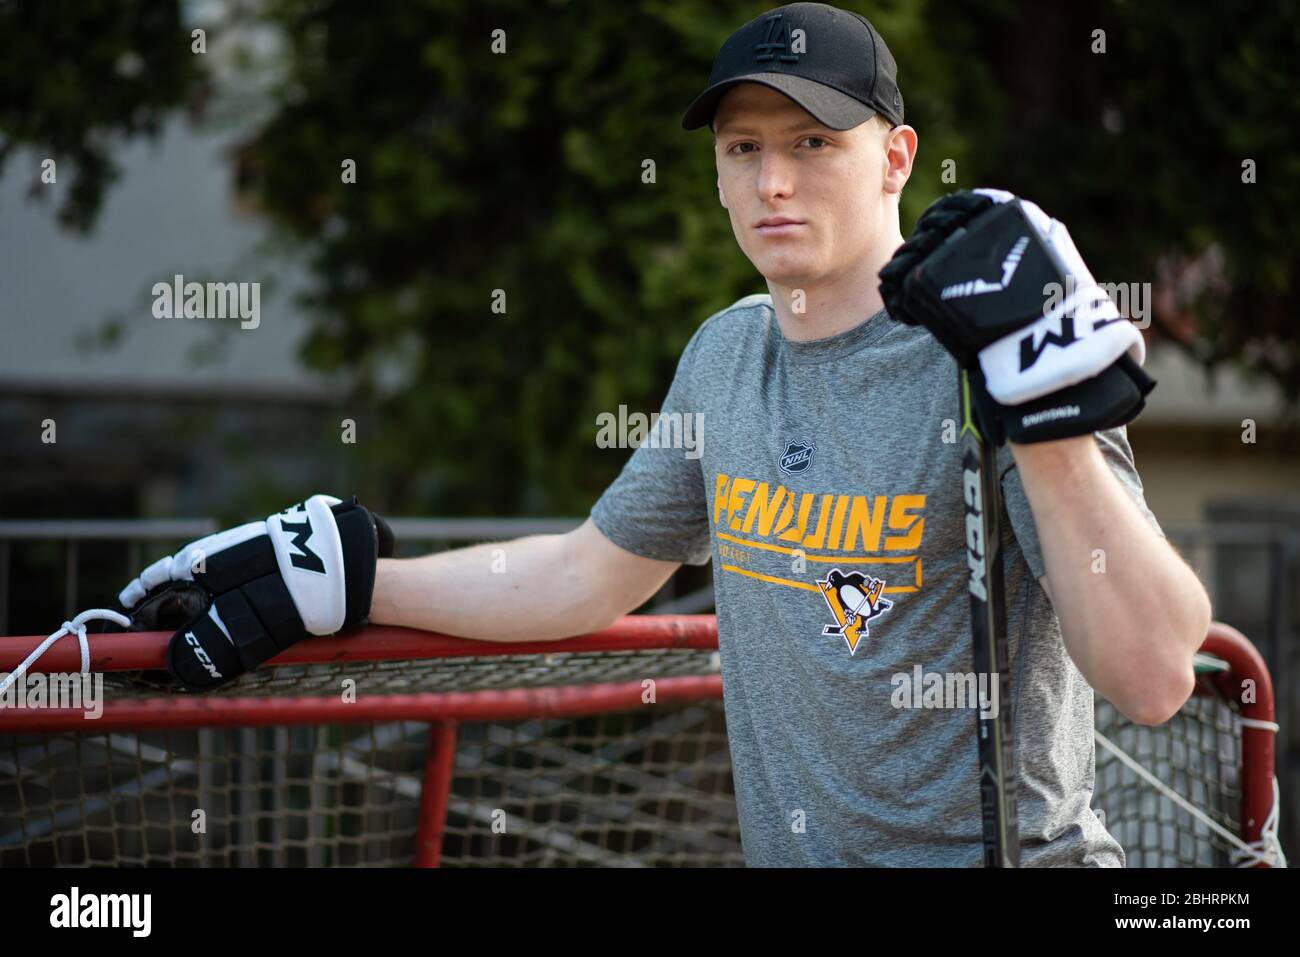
[{"xmin": 0, "ymin": 615, "xmax": 1281, "ymax": 867}]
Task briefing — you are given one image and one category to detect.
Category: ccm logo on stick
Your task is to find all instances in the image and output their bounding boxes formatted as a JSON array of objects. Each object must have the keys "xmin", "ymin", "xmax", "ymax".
[{"xmin": 962, "ymin": 467, "xmax": 988, "ymax": 602}]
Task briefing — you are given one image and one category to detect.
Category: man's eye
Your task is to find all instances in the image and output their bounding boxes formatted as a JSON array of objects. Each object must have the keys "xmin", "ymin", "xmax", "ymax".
[
  {"xmin": 802, "ymin": 136, "xmax": 828, "ymax": 149},
  {"xmin": 728, "ymin": 142, "xmax": 757, "ymax": 155}
]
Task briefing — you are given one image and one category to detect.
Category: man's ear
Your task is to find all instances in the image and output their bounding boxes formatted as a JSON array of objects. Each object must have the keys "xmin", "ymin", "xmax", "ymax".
[
  {"xmin": 882, "ymin": 123, "xmax": 919, "ymax": 198},
  {"xmin": 717, "ymin": 178, "xmax": 728, "ymax": 210}
]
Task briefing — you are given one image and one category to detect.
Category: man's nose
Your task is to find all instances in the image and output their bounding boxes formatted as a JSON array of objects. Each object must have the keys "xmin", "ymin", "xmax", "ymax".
[{"xmin": 756, "ymin": 153, "xmax": 795, "ymax": 201}]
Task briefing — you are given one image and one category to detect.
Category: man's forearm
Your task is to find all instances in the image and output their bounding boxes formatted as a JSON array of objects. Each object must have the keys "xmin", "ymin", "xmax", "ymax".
[
  {"xmin": 1010, "ymin": 435, "xmax": 1210, "ymax": 724},
  {"xmin": 369, "ymin": 534, "xmax": 610, "ymax": 642}
]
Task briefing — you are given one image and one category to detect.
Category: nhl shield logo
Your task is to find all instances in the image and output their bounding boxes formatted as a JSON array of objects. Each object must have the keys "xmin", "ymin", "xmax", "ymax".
[{"xmin": 778, "ymin": 440, "xmax": 815, "ymax": 475}]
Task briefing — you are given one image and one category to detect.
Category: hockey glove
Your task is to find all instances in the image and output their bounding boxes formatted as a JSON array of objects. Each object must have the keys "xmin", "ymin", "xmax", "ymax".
[
  {"xmin": 118, "ymin": 494, "xmax": 395, "ymax": 691},
  {"xmin": 879, "ymin": 188, "xmax": 1154, "ymax": 444}
]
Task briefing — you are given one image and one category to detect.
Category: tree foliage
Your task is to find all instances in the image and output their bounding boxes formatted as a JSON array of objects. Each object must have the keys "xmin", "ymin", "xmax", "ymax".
[
  {"xmin": 929, "ymin": 0, "xmax": 1300, "ymax": 402},
  {"xmin": 2, "ymin": 0, "xmax": 1296, "ymax": 516},
  {"xmin": 0, "ymin": 0, "xmax": 204, "ymax": 231}
]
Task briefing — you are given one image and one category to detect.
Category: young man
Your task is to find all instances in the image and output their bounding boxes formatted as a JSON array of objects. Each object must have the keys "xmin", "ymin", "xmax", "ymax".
[{"xmin": 119, "ymin": 3, "xmax": 1210, "ymax": 866}]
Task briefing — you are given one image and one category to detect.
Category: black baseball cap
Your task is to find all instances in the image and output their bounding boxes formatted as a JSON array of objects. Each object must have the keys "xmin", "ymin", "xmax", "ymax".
[{"xmin": 681, "ymin": 2, "xmax": 904, "ymax": 133}]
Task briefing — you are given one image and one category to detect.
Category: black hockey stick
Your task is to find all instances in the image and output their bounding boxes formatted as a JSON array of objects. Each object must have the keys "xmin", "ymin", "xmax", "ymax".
[{"xmin": 959, "ymin": 369, "xmax": 1019, "ymax": 867}]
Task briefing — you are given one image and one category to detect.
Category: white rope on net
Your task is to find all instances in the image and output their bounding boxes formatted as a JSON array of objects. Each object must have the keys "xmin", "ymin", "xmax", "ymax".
[
  {"xmin": 1095, "ymin": 721, "xmax": 1286, "ymax": 869},
  {"xmin": 0, "ymin": 608, "xmax": 131, "ymax": 697}
]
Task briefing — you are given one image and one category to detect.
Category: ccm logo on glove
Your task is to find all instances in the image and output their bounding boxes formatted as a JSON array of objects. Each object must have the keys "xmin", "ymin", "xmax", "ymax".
[{"xmin": 183, "ymin": 630, "xmax": 222, "ymax": 681}]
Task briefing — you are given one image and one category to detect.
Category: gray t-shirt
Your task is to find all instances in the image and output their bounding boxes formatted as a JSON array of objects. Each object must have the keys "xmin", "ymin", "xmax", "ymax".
[{"xmin": 590, "ymin": 293, "xmax": 1162, "ymax": 867}]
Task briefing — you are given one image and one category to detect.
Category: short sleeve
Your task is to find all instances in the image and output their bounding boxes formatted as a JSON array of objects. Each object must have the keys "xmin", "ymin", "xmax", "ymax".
[
  {"xmin": 589, "ymin": 325, "xmax": 713, "ymax": 566},
  {"xmin": 998, "ymin": 427, "xmax": 1164, "ymax": 581}
]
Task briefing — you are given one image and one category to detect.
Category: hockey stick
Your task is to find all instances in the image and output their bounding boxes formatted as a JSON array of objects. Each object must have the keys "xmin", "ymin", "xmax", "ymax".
[{"xmin": 959, "ymin": 368, "xmax": 1019, "ymax": 867}]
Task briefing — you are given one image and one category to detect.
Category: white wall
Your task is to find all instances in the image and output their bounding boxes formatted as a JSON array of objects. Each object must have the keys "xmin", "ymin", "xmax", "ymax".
[{"xmin": 0, "ymin": 114, "xmax": 332, "ymax": 400}]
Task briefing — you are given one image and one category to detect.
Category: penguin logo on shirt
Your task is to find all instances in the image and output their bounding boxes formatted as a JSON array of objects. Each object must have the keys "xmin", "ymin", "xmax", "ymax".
[
  {"xmin": 817, "ymin": 568, "xmax": 894, "ymax": 654},
  {"xmin": 778, "ymin": 440, "xmax": 816, "ymax": 474}
]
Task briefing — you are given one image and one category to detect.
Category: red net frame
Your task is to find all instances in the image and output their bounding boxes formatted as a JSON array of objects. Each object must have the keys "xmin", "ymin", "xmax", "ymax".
[
  {"xmin": 0, "ymin": 616, "xmax": 1279, "ymax": 867},
  {"xmin": 1187, "ymin": 623, "xmax": 1278, "ymax": 856}
]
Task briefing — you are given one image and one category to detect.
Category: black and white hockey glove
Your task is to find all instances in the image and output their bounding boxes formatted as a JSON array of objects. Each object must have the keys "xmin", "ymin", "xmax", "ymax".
[
  {"xmin": 879, "ymin": 188, "xmax": 1155, "ymax": 444},
  {"xmin": 118, "ymin": 495, "xmax": 395, "ymax": 691}
]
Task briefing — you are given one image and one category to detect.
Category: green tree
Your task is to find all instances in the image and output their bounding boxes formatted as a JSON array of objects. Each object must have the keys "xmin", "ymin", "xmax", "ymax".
[
  {"xmin": 931, "ymin": 0, "xmax": 1300, "ymax": 402},
  {"xmin": 192, "ymin": 0, "xmax": 978, "ymax": 514},
  {"xmin": 3, "ymin": 0, "xmax": 1296, "ymax": 518},
  {"xmin": 0, "ymin": 0, "xmax": 205, "ymax": 231}
]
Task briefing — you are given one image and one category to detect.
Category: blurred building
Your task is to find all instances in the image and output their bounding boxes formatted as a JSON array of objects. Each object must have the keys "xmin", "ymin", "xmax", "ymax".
[{"xmin": 0, "ymin": 112, "xmax": 348, "ymax": 520}]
